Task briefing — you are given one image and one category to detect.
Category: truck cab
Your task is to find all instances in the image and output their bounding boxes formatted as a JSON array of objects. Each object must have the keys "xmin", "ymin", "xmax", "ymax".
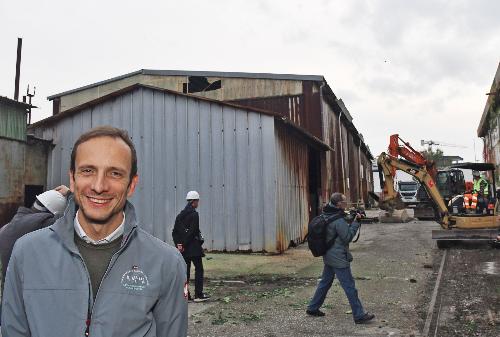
[{"xmin": 397, "ymin": 181, "xmax": 419, "ymax": 205}]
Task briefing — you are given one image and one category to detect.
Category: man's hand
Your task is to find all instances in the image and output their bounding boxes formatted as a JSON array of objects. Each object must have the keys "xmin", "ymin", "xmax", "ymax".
[
  {"xmin": 176, "ymin": 244, "xmax": 184, "ymax": 253},
  {"xmin": 54, "ymin": 185, "xmax": 70, "ymax": 197}
]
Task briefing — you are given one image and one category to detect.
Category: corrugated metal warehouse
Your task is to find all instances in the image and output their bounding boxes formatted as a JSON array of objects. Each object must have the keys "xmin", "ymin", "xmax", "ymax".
[
  {"xmin": 47, "ymin": 70, "xmax": 374, "ymax": 208},
  {"xmin": 29, "ymin": 84, "xmax": 331, "ymax": 252}
]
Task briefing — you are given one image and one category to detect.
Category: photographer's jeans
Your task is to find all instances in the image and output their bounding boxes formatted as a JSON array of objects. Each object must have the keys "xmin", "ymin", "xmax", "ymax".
[{"xmin": 308, "ymin": 265, "xmax": 365, "ymax": 320}]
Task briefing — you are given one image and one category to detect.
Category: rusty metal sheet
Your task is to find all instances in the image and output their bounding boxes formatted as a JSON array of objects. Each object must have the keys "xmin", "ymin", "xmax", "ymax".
[
  {"xmin": 275, "ymin": 123, "xmax": 310, "ymax": 252},
  {"xmin": 0, "ymin": 138, "xmax": 25, "ymax": 227}
]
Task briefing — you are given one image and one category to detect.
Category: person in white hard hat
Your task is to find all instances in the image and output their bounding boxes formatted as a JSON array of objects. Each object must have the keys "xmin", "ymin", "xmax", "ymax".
[
  {"xmin": 0, "ymin": 185, "xmax": 69, "ymax": 312},
  {"xmin": 172, "ymin": 191, "xmax": 210, "ymax": 302}
]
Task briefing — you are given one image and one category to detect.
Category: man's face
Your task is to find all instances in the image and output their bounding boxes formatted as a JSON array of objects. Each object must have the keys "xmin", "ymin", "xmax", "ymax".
[
  {"xmin": 338, "ymin": 196, "xmax": 347, "ymax": 210},
  {"xmin": 191, "ymin": 200, "xmax": 199, "ymax": 209},
  {"xmin": 69, "ymin": 136, "xmax": 138, "ymax": 227}
]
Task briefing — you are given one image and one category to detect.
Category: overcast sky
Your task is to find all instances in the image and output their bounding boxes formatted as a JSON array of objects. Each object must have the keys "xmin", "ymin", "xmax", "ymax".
[{"xmin": 1, "ymin": 0, "xmax": 499, "ymax": 162}]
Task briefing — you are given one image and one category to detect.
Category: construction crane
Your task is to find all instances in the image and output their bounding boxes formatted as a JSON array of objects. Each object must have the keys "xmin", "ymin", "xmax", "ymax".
[{"xmin": 420, "ymin": 140, "xmax": 467, "ymax": 148}]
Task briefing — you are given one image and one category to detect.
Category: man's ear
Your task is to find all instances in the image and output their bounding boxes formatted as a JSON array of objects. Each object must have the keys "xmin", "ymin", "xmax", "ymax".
[
  {"xmin": 127, "ymin": 175, "xmax": 139, "ymax": 198},
  {"xmin": 69, "ymin": 170, "xmax": 75, "ymax": 192}
]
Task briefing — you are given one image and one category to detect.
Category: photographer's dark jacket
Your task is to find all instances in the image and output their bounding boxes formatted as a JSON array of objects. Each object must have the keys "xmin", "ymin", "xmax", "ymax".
[
  {"xmin": 172, "ymin": 203, "xmax": 203, "ymax": 258},
  {"xmin": 0, "ymin": 207, "xmax": 57, "ymax": 296},
  {"xmin": 322, "ymin": 204, "xmax": 360, "ymax": 269}
]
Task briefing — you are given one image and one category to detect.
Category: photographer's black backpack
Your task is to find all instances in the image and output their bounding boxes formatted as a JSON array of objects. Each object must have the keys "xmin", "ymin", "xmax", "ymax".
[{"xmin": 307, "ymin": 213, "xmax": 344, "ymax": 257}]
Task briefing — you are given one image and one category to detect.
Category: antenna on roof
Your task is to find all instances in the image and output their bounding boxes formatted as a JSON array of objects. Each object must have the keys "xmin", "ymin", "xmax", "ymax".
[{"xmin": 26, "ymin": 84, "xmax": 35, "ymax": 124}]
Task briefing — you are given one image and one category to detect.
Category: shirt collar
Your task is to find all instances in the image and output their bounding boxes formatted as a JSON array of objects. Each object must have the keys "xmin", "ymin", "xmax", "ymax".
[{"xmin": 74, "ymin": 211, "xmax": 125, "ymax": 245}]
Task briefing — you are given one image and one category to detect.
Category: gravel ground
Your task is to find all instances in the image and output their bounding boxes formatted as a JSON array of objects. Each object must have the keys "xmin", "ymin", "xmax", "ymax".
[
  {"xmin": 426, "ymin": 242, "xmax": 500, "ymax": 337},
  {"xmin": 187, "ymin": 217, "xmax": 440, "ymax": 337}
]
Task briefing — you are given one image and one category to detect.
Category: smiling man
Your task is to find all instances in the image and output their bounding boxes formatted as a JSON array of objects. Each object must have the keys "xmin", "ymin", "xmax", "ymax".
[{"xmin": 1, "ymin": 126, "xmax": 187, "ymax": 337}]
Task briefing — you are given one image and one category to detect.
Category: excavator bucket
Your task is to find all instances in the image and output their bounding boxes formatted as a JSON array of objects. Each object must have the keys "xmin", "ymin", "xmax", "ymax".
[
  {"xmin": 368, "ymin": 191, "xmax": 413, "ymax": 223},
  {"xmin": 379, "ymin": 209, "xmax": 413, "ymax": 223}
]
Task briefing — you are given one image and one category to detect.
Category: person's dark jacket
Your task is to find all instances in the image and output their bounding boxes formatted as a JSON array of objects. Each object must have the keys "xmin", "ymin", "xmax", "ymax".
[
  {"xmin": 0, "ymin": 207, "xmax": 56, "ymax": 295},
  {"xmin": 322, "ymin": 203, "xmax": 360, "ymax": 269},
  {"xmin": 172, "ymin": 203, "xmax": 203, "ymax": 258}
]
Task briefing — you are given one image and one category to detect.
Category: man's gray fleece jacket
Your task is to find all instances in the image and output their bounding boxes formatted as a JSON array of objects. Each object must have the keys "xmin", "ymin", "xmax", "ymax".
[{"xmin": 1, "ymin": 199, "xmax": 188, "ymax": 337}]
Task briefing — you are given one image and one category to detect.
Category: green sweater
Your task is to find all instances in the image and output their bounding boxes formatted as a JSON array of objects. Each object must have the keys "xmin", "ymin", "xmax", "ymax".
[{"xmin": 74, "ymin": 233, "xmax": 122, "ymax": 300}]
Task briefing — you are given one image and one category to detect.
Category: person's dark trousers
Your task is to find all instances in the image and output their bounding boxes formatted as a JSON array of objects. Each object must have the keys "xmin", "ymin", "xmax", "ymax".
[
  {"xmin": 308, "ymin": 264, "xmax": 365, "ymax": 320},
  {"xmin": 184, "ymin": 256, "xmax": 204, "ymax": 296},
  {"xmin": 476, "ymin": 197, "xmax": 487, "ymax": 214}
]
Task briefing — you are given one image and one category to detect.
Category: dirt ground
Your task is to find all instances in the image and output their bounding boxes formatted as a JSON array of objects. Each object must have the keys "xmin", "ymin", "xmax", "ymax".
[{"xmin": 187, "ymin": 216, "xmax": 450, "ymax": 337}]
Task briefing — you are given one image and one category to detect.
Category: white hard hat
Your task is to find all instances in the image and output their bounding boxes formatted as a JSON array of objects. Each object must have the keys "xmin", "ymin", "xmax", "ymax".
[
  {"xmin": 186, "ymin": 191, "xmax": 200, "ymax": 200},
  {"xmin": 36, "ymin": 190, "xmax": 67, "ymax": 215}
]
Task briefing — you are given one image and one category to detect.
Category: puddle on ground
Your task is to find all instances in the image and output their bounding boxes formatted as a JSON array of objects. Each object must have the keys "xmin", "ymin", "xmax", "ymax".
[{"xmin": 481, "ymin": 261, "xmax": 499, "ymax": 275}]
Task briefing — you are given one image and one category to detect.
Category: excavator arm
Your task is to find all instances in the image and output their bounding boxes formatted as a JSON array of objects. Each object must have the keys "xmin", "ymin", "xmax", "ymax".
[{"xmin": 377, "ymin": 152, "xmax": 450, "ymax": 229}]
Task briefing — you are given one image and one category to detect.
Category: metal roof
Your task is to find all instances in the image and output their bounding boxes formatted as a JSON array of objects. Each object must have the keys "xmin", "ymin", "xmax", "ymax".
[
  {"xmin": 0, "ymin": 96, "xmax": 36, "ymax": 109},
  {"xmin": 34, "ymin": 83, "xmax": 331, "ymax": 151},
  {"xmin": 47, "ymin": 69, "xmax": 325, "ymax": 100},
  {"xmin": 449, "ymin": 162, "xmax": 495, "ymax": 171}
]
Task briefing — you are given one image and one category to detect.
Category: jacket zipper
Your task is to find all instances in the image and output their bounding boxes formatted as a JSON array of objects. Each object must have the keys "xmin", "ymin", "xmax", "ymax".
[
  {"xmin": 75, "ymin": 254, "xmax": 93, "ymax": 337},
  {"xmin": 85, "ymin": 228, "xmax": 136, "ymax": 336}
]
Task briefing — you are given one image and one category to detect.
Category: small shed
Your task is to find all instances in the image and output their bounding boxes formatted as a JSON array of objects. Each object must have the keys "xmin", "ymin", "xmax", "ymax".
[
  {"xmin": 29, "ymin": 84, "xmax": 331, "ymax": 252},
  {"xmin": 0, "ymin": 97, "xmax": 50, "ymax": 227}
]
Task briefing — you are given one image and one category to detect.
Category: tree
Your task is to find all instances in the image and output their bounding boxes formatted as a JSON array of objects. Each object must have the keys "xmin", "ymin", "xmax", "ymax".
[{"xmin": 421, "ymin": 147, "xmax": 446, "ymax": 168}]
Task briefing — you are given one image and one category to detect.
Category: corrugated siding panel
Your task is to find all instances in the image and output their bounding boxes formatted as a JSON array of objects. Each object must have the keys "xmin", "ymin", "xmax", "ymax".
[
  {"xmin": 0, "ymin": 138, "xmax": 25, "ymax": 226},
  {"xmin": 274, "ymin": 123, "xmax": 309, "ymax": 252},
  {"xmin": 0, "ymin": 102, "xmax": 27, "ymax": 141},
  {"xmin": 37, "ymin": 87, "xmax": 278, "ymax": 251}
]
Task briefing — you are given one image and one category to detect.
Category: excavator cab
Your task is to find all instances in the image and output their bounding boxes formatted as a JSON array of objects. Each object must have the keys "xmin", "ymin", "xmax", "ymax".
[
  {"xmin": 432, "ymin": 162, "xmax": 499, "ymax": 248},
  {"xmin": 446, "ymin": 162, "xmax": 497, "ymax": 216}
]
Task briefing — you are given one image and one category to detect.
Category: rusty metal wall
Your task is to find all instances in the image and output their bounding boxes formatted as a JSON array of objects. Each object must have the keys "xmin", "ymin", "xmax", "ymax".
[
  {"xmin": 320, "ymin": 96, "xmax": 374, "ymax": 205},
  {"xmin": 32, "ymin": 87, "xmax": 279, "ymax": 252},
  {"xmin": 0, "ymin": 138, "xmax": 24, "ymax": 227},
  {"xmin": 274, "ymin": 123, "xmax": 309, "ymax": 252},
  {"xmin": 229, "ymin": 94, "xmax": 303, "ymax": 126},
  {"xmin": 302, "ymin": 81, "xmax": 322, "ymax": 139},
  {"xmin": 24, "ymin": 137, "xmax": 50, "ymax": 187},
  {"xmin": 348, "ymin": 133, "xmax": 360, "ymax": 204}
]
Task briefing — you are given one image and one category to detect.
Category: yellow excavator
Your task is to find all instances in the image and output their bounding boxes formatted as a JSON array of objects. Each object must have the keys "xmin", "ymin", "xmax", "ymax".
[{"xmin": 374, "ymin": 152, "xmax": 500, "ymax": 248}]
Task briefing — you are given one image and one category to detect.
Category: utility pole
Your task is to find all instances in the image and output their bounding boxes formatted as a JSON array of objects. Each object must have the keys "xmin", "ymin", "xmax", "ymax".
[{"xmin": 14, "ymin": 38, "xmax": 22, "ymax": 101}]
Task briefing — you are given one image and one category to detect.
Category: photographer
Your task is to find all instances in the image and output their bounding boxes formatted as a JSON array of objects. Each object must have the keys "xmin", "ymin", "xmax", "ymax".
[
  {"xmin": 306, "ymin": 193, "xmax": 375, "ymax": 324},
  {"xmin": 172, "ymin": 191, "xmax": 210, "ymax": 302}
]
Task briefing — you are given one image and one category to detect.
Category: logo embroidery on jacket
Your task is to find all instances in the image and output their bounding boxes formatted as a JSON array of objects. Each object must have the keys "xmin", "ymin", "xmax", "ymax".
[{"xmin": 121, "ymin": 265, "xmax": 149, "ymax": 290}]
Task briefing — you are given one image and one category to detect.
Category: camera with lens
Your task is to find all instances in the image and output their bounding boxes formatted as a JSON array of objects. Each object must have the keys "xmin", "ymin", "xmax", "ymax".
[{"xmin": 345, "ymin": 208, "xmax": 366, "ymax": 223}]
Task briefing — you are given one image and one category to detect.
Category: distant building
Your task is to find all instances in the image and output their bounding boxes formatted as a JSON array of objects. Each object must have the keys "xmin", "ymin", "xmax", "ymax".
[
  {"xmin": 0, "ymin": 97, "xmax": 50, "ymax": 227},
  {"xmin": 477, "ymin": 62, "xmax": 500, "ymax": 184}
]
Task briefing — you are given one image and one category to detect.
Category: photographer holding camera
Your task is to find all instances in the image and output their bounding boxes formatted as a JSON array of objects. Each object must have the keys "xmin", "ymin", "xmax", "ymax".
[
  {"xmin": 306, "ymin": 193, "xmax": 375, "ymax": 324},
  {"xmin": 172, "ymin": 191, "xmax": 210, "ymax": 302}
]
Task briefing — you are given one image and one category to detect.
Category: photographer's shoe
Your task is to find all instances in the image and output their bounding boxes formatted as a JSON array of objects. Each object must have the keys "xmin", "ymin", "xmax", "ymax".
[
  {"xmin": 194, "ymin": 293, "xmax": 210, "ymax": 302},
  {"xmin": 354, "ymin": 312, "xmax": 375, "ymax": 324},
  {"xmin": 306, "ymin": 309, "xmax": 325, "ymax": 317}
]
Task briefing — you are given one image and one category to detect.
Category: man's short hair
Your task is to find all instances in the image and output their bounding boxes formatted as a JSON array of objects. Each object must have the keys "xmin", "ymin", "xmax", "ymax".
[
  {"xmin": 70, "ymin": 126, "xmax": 138, "ymax": 181},
  {"xmin": 330, "ymin": 193, "xmax": 346, "ymax": 206}
]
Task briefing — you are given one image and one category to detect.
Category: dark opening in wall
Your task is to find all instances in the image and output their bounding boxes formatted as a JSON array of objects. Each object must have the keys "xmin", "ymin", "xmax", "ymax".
[
  {"xmin": 24, "ymin": 185, "xmax": 44, "ymax": 208},
  {"xmin": 182, "ymin": 76, "xmax": 222, "ymax": 94}
]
